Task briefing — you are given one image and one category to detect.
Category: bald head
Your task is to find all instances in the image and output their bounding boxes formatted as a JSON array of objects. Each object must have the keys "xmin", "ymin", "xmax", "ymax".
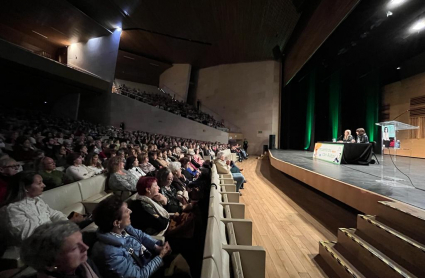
[{"xmin": 42, "ymin": 157, "xmax": 56, "ymax": 172}]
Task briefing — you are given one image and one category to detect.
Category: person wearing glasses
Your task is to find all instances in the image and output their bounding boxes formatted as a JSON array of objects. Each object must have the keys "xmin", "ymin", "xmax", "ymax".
[{"xmin": 0, "ymin": 157, "xmax": 21, "ymax": 205}]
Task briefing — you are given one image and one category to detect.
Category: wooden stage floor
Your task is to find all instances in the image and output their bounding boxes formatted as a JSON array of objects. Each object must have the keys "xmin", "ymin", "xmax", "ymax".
[
  {"xmin": 237, "ymin": 157, "xmax": 359, "ymax": 278},
  {"xmin": 269, "ymin": 149, "xmax": 425, "ymax": 211}
]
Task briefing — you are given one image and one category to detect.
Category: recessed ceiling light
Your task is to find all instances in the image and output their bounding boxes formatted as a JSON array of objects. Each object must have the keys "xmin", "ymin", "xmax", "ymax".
[
  {"xmin": 32, "ymin": 30, "xmax": 48, "ymax": 39},
  {"xmin": 397, "ymin": 67, "xmax": 401, "ymax": 70},
  {"xmin": 387, "ymin": 11, "xmax": 393, "ymax": 17}
]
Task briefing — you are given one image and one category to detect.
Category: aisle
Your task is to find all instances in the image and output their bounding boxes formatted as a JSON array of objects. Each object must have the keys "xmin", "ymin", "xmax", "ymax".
[{"xmin": 236, "ymin": 156, "xmax": 357, "ymax": 278}]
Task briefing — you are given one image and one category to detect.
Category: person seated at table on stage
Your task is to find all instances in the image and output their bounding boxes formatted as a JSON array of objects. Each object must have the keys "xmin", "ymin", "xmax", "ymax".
[
  {"xmin": 338, "ymin": 129, "xmax": 355, "ymax": 143},
  {"xmin": 355, "ymin": 128, "xmax": 369, "ymax": 143}
]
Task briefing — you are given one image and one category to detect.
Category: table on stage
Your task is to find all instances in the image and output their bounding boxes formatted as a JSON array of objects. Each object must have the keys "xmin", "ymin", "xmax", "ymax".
[{"xmin": 315, "ymin": 142, "xmax": 374, "ymax": 165}]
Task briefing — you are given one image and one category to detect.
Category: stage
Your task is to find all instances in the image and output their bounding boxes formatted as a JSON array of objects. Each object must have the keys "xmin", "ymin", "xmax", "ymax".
[{"xmin": 269, "ymin": 149, "xmax": 425, "ymax": 213}]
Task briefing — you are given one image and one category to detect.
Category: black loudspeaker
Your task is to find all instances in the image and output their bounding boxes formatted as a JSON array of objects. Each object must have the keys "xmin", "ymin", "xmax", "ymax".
[{"xmin": 269, "ymin": 135, "xmax": 276, "ymax": 150}]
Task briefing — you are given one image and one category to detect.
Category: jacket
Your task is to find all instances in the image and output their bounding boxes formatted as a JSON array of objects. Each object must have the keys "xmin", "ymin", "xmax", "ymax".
[
  {"xmin": 91, "ymin": 225, "xmax": 163, "ymax": 278},
  {"xmin": 214, "ymin": 158, "xmax": 232, "ymax": 175}
]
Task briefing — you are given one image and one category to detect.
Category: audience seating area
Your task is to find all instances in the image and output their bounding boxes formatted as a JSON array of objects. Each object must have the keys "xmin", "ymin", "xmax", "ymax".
[
  {"xmin": 114, "ymin": 83, "xmax": 227, "ymax": 130},
  {"xmin": 201, "ymin": 160, "xmax": 266, "ymax": 278}
]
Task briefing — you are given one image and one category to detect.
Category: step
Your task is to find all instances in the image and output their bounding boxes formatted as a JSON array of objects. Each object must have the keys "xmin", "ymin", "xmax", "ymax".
[
  {"xmin": 377, "ymin": 201, "xmax": 425, "ymax": 245},
  {"xmin": 356, "ymin": 215, "xmax": 425, "ymax": 277},
  {"xmin": 337, "ymin": 228, "xmax": 417, "ymax": 278},
  {"xmin": 318, "ymin": 241, "xmax": 366, "ymax": 278}
]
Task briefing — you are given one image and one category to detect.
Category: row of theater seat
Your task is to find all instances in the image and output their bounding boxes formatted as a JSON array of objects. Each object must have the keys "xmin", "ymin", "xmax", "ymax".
[{"xmin": 201, "ymin": 161, "xmax": 266, "ymax": 278}]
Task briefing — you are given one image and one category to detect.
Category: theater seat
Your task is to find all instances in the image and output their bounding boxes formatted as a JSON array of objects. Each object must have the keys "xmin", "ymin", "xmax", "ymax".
[
  {"xmin": 41, "ymin": 182, "xmax": 85, "ymax": 216},
  {"xmin": 203, "ymin": 213, "xmax": 266, "ymax": 278},
  {"xmin": 78, "ymin": 175, "xmax": 113, "ymax": 213}
]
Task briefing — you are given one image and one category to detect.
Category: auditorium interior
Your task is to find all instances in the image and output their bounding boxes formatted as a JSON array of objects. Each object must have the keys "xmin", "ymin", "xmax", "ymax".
[{"xmin": 1, "ymin": 0, "xmax": 425, "ymax": 277}]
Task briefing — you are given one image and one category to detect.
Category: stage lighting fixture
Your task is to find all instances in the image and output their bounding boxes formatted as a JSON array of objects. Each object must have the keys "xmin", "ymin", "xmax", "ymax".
[
  {"xmin": 397, "ymin": 67, "xmax": 401, "ymax": 70},
  {"xmin": 387, "ymin": 11, "xmax": 393, "ymax": 17},
  {"xmin": 387, "ymin": 0, "xmax": 407, "ymax": 9},
  {"xmin": 411, "ymin": 19, "xmax": 425, "ymax": 32}
]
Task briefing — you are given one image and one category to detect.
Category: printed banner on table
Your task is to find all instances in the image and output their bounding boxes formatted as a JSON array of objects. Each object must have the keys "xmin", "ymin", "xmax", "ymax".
[{"xmin": 313, "ymin": 143, "xmax": 344, "ymax": 165}]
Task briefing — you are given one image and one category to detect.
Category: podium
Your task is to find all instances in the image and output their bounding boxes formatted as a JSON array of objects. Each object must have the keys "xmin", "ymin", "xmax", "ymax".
[{"xmin": 375, "ymin": 121, "xmax": 419, "ymax": 181}]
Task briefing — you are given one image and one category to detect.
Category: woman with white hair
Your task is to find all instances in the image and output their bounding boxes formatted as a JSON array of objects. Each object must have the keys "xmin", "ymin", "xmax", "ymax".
[
  {"xmin": 214, "ymin": 151, "xmax": 245, "ymax": 194},
  {"xmin": 21, "ymin": 221, "xmax": 99, "ymax": 278},
  {"xmin": 167, "ymin": 162, "xmax": 190, "ymax": 202}
]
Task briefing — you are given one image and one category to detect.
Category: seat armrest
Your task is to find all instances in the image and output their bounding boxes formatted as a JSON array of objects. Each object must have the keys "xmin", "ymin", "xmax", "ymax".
[
  {"xmin": 220, "ymin": 192, "xmax": 239, "ymax": 203},
  {"xmin": 223, "ymin": 245, "xmax": 266, "ymax": 278},
  {"xmin": 221, "ymin": 185, "xmax": 236, "ymax": 192},
  {"xmin": 219, "ymin": 174, "xmax": 233, "ymax": 179},
  {"xmin": 221, "ymin": 219, "xmax": 253, "ymax": 245},
  {"xmin": 0, "ymin": 246, "xmax": 24, "ymax": 269},
  {"xmin": 220, "ymin": 202, "xmax": 245, "ymax": 219},
  {"xmin": 151, "ymin": 235, "xmax": 165, "ymax": 243}
]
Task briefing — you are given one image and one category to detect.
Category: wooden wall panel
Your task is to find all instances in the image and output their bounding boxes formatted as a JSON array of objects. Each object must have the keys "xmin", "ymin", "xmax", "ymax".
[{"xmin": 283, "ymin": 0, "xmax": 360, "ymax": 85}]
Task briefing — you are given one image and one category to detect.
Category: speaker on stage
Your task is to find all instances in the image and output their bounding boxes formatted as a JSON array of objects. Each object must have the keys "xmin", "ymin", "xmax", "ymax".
[{"xmin": 269, "ymin": 135, "xmax": 276, "ymax": 150}]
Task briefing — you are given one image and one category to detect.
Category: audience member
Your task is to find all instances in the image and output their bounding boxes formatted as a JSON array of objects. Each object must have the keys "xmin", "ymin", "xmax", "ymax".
[
  {"xmin": 21, "ymin": 221, "xmax": 99, "ymax": 278},
  {"xmin": 215, "ymin": 151, "xmax": 245, "ymax": 194},
  {"xmin": 39, "ymin": 157, "xmax": 69, "ymax": 190},
  {"xmin": 156, "ymin": 168, "xmax": 192, "ymax": 213},
  {"xmin": 1, "ymin": 171, "xmax": 67, "ymax": 246},
  {"xmin": 107, "ymin": 156, "xmax": 138, "ymax": 192},
  {"xmin": 0, "ymin": 157, "xmax": 20, "ymax": 205},
  {"xmin": 84, "ymin": 152, "xmax": 105, "ymax": 175},
  {"xmin": 138, "ymin": 153, "xmax": 156, "ymax": 176},
  {"xmin": 91, "ymin": 195, "xmax": 186, "ymax": 278},
  {"xmin": 66, "ymin": 152, "xmax": 95, "ymax": 182},
  {"xmin": 125, "ymin": 156, "xmax": 146, "ymax": 180}
]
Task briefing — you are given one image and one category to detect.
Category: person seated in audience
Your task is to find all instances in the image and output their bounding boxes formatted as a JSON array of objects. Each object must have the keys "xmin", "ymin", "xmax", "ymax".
[
  {"xmin": 54, "ymin": 145, "xmax": 68, "ymax": 168},
  {"xmin": 107, "ymin": 156, "xmax": 138, "ymax": 192},
  {"xmin": 0, "ymin": 157, "xmax": 20, "ymax": 205},
  {"xmin": 93, "ymin": 139, "xmax": 102, "ymax": 154},
  {"xmin": 162, "ymin": 150, "xmax": 172, "ymax": 163},
  {"xmin": 1, "ymin": 171, "xmax": 68, "ymax": 246},
  {"xmin": 355, "ymin": 128, "xmax": 369, "ymax": 143},
  {"xmin": 156, "ymin": 150, "xmax": 169, "ymax": 168},
  {"xmin": 148, "ymin": 151, "xmax": 162, "ymax": 170},
  {"xmin": 66, "ymin": 152, "xmax": 95, "ymax": 182},
  {"xmin": 138, "ymin": 153, "xmax": 157, "ymax": 176},
  {"xmin": 179, "ymin": 157, "xmax": 197, "ymax": 181},
  {"xmin": 186, "ymin": 151, "xmax": 201, "ymax": 169},
  {"xmin": 192, "ymin": 148, "xmax": 204, "ymax": 166},
  {"xmin": 74, "ymin": 144, "xmax": 89, "ymax": 160},
  {"xmin": 156, "ymin": 168, "xmax": 192, "ymax": 213},
  {"xmin": 91, "ymin": 195, "xmax": 184, "ymax": 278},
  {"xmin": 84, "ymin": 152, "xmax": 105, "ymax": 175},
  {"xmin": 43, "ymin": 137, "xmax": 57, "ymax": 159},
  {"xmin": 98, "ymin": 142, "xmax": 110, "ymax": 161},
  {"xmin": 13, "ymin": 136, "xmax": 38, "ymax": 162},
  {"xmin": 125, "ymin": 156, "xmax": 146, "ymax": 179},
  {"xmin": 20, "ymin": 221, "xmax": 99, "ymax": 278},
  {"xmin": 39, "ymin": 157, "xmax": 70, "ymax": 190},
  {"xmin": 215, "ymin": 151, "xmax": 245, "ymax": 194},
  {"xmin": 168, "ymin": 162, "xmax": 190, "ymax": 200}
]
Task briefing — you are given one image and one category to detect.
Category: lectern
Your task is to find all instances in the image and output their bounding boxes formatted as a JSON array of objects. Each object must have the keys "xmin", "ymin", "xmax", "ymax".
[{"xmin": 375, "ymin": 121, "xmax": 419, "ymax": 176}]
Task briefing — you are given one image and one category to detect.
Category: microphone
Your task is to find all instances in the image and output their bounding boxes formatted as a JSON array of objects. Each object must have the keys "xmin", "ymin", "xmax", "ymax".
[
  {"xmin": 337, "ymin": 134, "xmax": 343, "ymax": 140},
  {"xmin": 393, "ymin": 109, "xmax": 410, "ymax": 121}
]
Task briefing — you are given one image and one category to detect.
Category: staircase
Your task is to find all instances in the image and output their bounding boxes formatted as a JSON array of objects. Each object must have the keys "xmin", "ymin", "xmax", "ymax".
[{"xmin": 319, "ymin": 201, "xmax": 425, "ymax": 278}]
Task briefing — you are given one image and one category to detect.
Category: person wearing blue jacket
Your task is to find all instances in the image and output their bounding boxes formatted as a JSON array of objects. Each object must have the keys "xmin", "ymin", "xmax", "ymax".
[{"xmin": 91, "ymin": 195, "xmax": 172, "ymax": 278}]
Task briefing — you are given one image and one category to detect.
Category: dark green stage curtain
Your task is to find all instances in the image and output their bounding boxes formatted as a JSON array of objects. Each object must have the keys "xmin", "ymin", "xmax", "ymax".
[
  {"xmin": 359, "ymin": 70, "xmax": 380, "ymax": 143},
  {"xmin": 329, "ymin": 71, "xmax": 341, "ymax": 139},
  {"xmin": 305, "ymin": 70, "xmax": 316, "ymax": 150}
]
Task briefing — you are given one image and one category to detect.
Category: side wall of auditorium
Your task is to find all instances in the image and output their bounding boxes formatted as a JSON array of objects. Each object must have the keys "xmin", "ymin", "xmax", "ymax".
[
  {"xmin": 383, "ymin": 72, "xmax": 425, "ymax": 158},
  {"xmin": 196, "ymin": 60, "xmax": 281, "ymax": 155}
]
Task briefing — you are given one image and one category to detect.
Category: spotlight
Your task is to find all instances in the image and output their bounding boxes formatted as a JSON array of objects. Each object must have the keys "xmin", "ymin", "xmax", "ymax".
[
  {"xmin": 44, "ymin": 101, "xmax": 47, "ymax": 104},
  {"xmin": 411, "ymin": 19, "xmax": 425, "ymax": 32},
  {"xmin": 397, "ymin": 67, "xmax": 401, "ymax": 70},
  {"xmin": 115, "ymin": 27, "xmax": 122, "ymax": 31},
  {"xmin": 387, "ymin": 11, "xmax": 393, "ymax": 17}
]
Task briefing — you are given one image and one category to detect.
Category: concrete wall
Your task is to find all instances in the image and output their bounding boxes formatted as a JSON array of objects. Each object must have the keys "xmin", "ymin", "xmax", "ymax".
[
  {"xmin": 114, "ymin": 79, "xmax": 158, "ymax": 95},
  {"xmin": 67, "ymin": 30, "xmax": 121, "ymax": 83},
  {"xmin": 110, "ymin": 94, "xmax": 228, "ymax": 143},
  {"xmin": 196, "ymin": 61, "xmax": 281, "ymax": 155},
  {"xmin": 159, "ymin": 64, "xmax": 191, "ymax": 102}
]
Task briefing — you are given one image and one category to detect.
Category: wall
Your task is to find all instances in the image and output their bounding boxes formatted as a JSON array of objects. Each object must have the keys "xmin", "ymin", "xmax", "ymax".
[
  {"xmin": 159, "ymin": 64, "xmax": 191, "ymax": 101},
  {"xmin": 383, "ymin": 72, "xmax": 425, "ymax": 158},
  {"xmin": 196, "ymin": 60, "xmax": 281, "ymax": 155},
  {"xmin": 67, "ymin": 30, "xmax": 121, "ymax": 83},
  {"xmin": 110, "ymin": 94, "xmax": 228, "ymax": 143},
  {"xmin": 114, "ymin": 79, "xmax": 159, "ymax": 95}
]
